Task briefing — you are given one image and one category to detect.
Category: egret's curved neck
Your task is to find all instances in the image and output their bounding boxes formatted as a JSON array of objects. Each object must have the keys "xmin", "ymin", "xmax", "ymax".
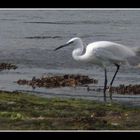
[{"xmin": 72, "ymin": 39, "xmax": 86, "ymax": 61}]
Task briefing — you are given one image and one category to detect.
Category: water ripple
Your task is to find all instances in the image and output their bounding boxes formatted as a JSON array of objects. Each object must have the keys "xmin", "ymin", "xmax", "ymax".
[
  {"xmin": 24, "ymin": 36, "xmax": 62, "ymax": 39},
  {"xmin": 24, "ymin": 20, "xmax": 132, "ymax": 25}
]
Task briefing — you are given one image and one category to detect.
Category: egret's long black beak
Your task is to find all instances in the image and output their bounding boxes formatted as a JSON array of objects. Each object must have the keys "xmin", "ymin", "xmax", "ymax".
[
  {"xmin": 54, "ymin": 41, "xmax": 73, "ymax": 51},
  {"xmin": 54, "ymin": 43, "xmax": 68, "ymax": 51}
]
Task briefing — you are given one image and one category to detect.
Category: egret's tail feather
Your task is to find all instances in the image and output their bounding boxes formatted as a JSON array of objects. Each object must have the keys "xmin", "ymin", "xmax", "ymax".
[
  {"xmin": 129, "ymin": 47, "xmax": 140, "ymax": 67},
  {"xmin": 132, "ymin": 46, "xmax": 140, "ymax": 54}
]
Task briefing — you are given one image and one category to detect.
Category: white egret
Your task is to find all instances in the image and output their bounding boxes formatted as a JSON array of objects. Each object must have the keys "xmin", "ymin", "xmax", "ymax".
[{"xmin": 54, "ymin": 37, "xmax": 138, "ymax": 102}]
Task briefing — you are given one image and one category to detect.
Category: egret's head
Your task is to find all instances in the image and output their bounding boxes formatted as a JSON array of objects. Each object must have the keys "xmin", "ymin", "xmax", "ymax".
[{"xmin": 54, "ymin": 37, "xmax": 81, "ymax": 51}]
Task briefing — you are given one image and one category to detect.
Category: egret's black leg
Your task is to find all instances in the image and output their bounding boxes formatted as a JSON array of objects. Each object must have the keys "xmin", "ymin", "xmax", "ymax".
[
  {"xmin": 110, "ymin": 64, "xmax": 120, "ymax": 86},
  {"xmin": 104, "ymin": 68, "xmax": 107, "ymax": 102},
  {"xmin": 109, "ymin": 64, "xmax": 120, "ymax": 100}
]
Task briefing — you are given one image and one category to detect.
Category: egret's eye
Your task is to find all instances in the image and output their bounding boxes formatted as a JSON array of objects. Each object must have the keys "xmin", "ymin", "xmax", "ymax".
[{"xmin": 67, "ymin": 41, "xmax": 74, "ymax": 45}]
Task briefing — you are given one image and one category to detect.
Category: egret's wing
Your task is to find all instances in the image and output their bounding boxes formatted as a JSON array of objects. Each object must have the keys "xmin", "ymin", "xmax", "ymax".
[
  {"xmin": 89, "ymin": 41, "xmax": 135, "ymax": 58},
  {"xmin": 94, "ymin": 47, "xmax": 126, "ymax": 63}
]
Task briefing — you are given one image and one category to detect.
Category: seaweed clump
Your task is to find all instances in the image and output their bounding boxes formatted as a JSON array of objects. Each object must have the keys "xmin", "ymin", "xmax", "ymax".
[
  {"xmin": 17, "ymin": 74, "xmax": 98, "ymax": 89},
  {"xmin": 0, "ymin": 63, "xmax": 17, "ymax": 71},
  {"xmin": 109, "ymin": 84, "xmax": 140, "ymax": 95}
]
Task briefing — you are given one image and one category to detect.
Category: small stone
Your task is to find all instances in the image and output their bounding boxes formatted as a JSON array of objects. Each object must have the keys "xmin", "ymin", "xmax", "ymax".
[{"xmin": 111, "ymin": 122, "xmax": 119, "ymax": 126}]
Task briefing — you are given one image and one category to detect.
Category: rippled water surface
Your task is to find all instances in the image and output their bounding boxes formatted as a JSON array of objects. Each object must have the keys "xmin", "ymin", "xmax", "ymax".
[{"xmin": 0, "ymin": 10, "xmax": 140, "ymax": 104}]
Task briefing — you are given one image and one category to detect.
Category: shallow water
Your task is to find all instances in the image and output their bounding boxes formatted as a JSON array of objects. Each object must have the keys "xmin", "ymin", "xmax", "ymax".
[{"xmin": 0, "ymin": 10, "xmax": 140, "ymax": 105}]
